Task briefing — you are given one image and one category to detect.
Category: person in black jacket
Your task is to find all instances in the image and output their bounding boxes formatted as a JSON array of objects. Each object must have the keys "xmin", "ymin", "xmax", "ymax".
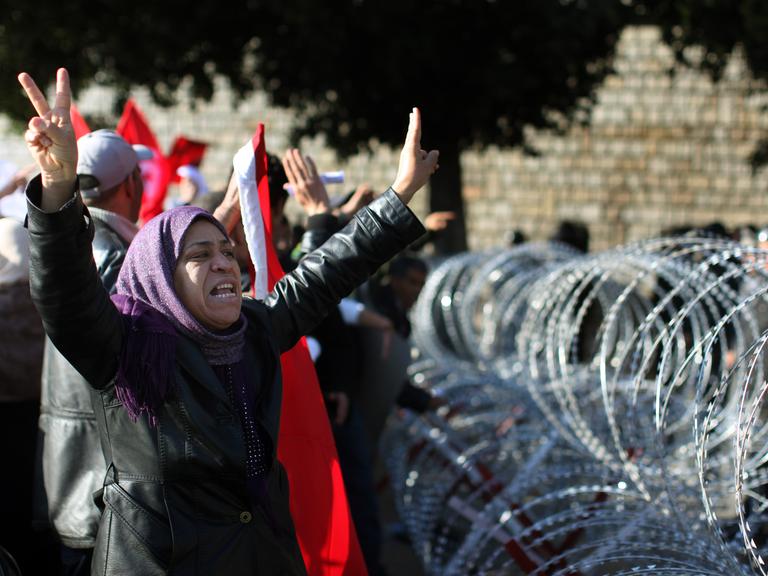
[
  {"xmin": 18, "ymin": 67, "xmax": 438, "ymax": 575},
  {"xmin": 360, "ymin": 253, "xmax": 446, "ymax": 413},
  {"xmin": 280, "ymin": 150, "xmax": 393, "ymax": 576},
  {"xmin": 214, "ymin": 149, "xmax": 398, "ymax": 575},
  {"xmin": 34, "ymin": 129, "xmax": 151, "ymax": 576}
]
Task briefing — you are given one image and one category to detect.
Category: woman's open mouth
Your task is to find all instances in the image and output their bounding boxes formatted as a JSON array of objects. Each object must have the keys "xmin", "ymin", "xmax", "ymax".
[{"xmin": 210, "ymin": 282, "xmax": 237, "ymax": 299}]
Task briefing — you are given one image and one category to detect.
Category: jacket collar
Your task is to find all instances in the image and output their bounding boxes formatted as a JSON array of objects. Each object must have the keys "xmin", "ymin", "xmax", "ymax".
[
  {"xmin": 88, "ymin": 207, "xmax": 138, "ymax": 244},
  {"xmin": 174, "ymin": 333, "xmax": 230, "ymax": 405}
]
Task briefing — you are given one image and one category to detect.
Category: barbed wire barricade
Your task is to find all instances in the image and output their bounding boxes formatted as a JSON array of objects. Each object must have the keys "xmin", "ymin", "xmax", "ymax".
[{"xmin": 381, "ymin": 237, "xmax": 768, "ymax": 575}]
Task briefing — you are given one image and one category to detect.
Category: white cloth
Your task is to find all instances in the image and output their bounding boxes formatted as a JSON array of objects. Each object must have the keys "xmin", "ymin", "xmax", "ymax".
[
  {"xmin": 0, "ymin": 217, "xmax": 30, "ymax": 285},
  {"xmin": 0, "ymin": 161, "xmax": 27, "ymax": 222},
  {"xmin": 233, "ymin": 140, "xmax": 268, "ymax": 300}
]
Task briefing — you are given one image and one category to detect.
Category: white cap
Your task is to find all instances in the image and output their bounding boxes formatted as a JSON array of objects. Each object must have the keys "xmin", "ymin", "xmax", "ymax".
[{"xmin": 77, "ymin": 130, "xmax": 153, "ymax": 198}]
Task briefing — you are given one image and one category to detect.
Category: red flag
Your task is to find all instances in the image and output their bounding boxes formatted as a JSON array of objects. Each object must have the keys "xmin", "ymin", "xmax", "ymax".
[
  {"xmin": 247, "ymin": 124, "xmax": 367, "ymax": 575},
  {"xmin": 116, "ymin": 99, "xmax": 170, "ymax": 223},
  {"xmin": 167, "ymin": 136, "xmax": 208, "ymax": 183},
  {"xmin": 70, "ymin": 104, "xmax": 90, "ymax": 139}
]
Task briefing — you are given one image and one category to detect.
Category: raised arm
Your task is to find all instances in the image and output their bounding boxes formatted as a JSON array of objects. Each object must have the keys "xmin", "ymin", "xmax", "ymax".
[
  {"xmin": 266, "ymin": 108, "xmax": 439, "ymax": 351},
  {"xmin": 21, "ymin": 68, "xmax": 122, "ymax": 388}
]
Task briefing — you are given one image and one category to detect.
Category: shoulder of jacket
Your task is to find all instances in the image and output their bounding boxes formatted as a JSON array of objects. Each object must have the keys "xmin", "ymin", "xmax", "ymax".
[
  {"xmin": 92, "ymin": 221, "xmax": 128, "ymax": 252},
  {"xmin": 242, "ymin": 297, "xmax": 269, "ymax": 322}
]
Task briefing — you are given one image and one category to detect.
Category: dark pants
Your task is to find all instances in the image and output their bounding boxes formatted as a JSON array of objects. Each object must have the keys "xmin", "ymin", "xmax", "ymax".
[
  {"xmin": 333, "ymin": 404, "xmax": 385, "ymax": 576},
  {"xmin": 60, "ymin": 545, "xmax": 92, "ymax": 576},
  {"xmin": 0, "ymin": 401, "xmax": 59, "ymax": 575}
]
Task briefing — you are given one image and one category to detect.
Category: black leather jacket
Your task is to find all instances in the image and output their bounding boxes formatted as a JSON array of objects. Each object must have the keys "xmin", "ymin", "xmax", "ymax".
[
  {"xmin": 26, "ymin": 177, "xmax": 423, "ymax": 575},
  {"xmin": 35, "ymin": 213, "xmax": 129, "ymax": 548}
]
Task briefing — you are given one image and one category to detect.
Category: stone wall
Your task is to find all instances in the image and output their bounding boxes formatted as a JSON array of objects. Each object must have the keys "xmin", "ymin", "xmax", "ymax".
[
  {"xmin": 2, "ymin": 26, "xmax": 768, "ymax": 252},
  {"xmin": 464, "ymin": 26, "xmax": 768, "ymax": 251}
]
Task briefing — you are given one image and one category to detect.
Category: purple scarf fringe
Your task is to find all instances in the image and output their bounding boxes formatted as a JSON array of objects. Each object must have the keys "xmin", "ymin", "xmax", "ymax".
[{"xmin": 111, "ymin": 294, "xmax": 177, "ymax": 426}]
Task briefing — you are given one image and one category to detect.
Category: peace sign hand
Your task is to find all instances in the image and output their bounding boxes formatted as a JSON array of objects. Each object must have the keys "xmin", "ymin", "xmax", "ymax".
[{"xmin": 18, "ymin": 68, "xmax": 78, "ymax": 209}]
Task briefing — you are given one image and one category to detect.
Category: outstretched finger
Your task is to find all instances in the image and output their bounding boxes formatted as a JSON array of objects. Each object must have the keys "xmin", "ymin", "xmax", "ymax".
[
  {"xmin": 290, "ymin": 149, "xmax": 311, "ymax": 181},
  {"xmin": 281, "ymin": 150, "xmax": 300, "ymax": 185},
  {"xmin": 305, "ymin": 155, "xmax": 319, "ymax": 179},
  {"xmin": 54, "ymin": 68, "xmax": 71, "ymax": 111},
  {"xmin": 405, "ymin": 107, "xmax": 422, "ymax": 149},
  {"xmin": 18, "ymin": 73, "xmax": 50, "ymax": 117}
]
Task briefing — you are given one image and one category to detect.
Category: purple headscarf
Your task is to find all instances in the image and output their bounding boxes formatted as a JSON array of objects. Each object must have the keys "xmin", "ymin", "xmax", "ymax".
[{"xmin": 111, "ymin": 206, "xmax": 247, "ymax": 424}]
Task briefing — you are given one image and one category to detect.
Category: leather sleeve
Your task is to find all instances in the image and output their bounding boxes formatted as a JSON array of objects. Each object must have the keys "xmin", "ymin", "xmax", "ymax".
[
  {"xmin": 26, "ymin": 176, "xmax": 122, "ymax": 389},
  {"xmin": 265, "ymin": 188, "xmax": 425, "ymax": 352}
]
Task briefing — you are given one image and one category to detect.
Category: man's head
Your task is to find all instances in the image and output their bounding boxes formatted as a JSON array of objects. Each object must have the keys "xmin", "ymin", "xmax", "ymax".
[
  {"xmin": 550, "ymin": 220, "xmax": 589, "ymax": 253},
  {"xmin": 388, "ymin": 254, "xmax": 428, "ymax": 311},
  {"xmin": 267, "ymin": 152, "xmax": 289, "ymax": 222},
  {"xmin": 77, "ymin": 130, "xmax": 152, "ymax": 222}
]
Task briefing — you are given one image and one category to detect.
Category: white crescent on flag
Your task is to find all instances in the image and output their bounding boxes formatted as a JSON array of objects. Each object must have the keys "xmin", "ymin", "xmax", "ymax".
[{"xmin": 233, "ymin": 140, "xmax": 269, "ymax": 300}]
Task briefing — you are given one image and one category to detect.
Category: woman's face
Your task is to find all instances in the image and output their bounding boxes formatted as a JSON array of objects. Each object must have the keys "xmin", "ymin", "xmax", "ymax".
[{"xmin": 174, "ymin": 220, "xmax": 242, "ymax": 331}]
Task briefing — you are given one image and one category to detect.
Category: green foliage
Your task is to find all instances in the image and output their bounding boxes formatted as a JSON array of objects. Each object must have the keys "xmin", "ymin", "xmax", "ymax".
[
  {"xmin": 11, "ymin": 1, "xmax": 767, "ymax": 245},
  {"xmin": 0, "ymin": 0, "xmax": 258, "ymax": 124},
  {"xmin": 4, "ymin": 1, "xmax": 766, "ymax": 157},
  {"xmin": 1, "ymin": 0, "xmax": 635, "ymax": 154},
  {"xmin": 251, "ymin": 0, "xmax": 635, "ymax": 156},
  {"xmin": 642, "ymin": 0, "xmax": 768, "ymax": 83}
]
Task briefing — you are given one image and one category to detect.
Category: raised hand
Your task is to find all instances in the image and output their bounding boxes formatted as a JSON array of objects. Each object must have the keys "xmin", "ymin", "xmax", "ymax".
[
  {"xmin": 0, "ymin": 164, "xmax": 36, "ymax": 200},
  {"xmin": 17, "ymin": 68, "xmax": 77, "ymax": 210},
  {"xmin": 424, "ymin": 211, "xmax": 456, "ymax": 232},
  {"xmin": 391, "ymin": 108, "xmax": 439, "ymax": 205},
  {"xmin": 213, "ymin": 171, "xmax": 242, "ymax": 234},
  {"xmin": 338, "ymin": 183, "xmax": 375, "ymax": 218},
  {"xmin": 281, "ymin": 149, "xmax": 331, "ymax": 216}
]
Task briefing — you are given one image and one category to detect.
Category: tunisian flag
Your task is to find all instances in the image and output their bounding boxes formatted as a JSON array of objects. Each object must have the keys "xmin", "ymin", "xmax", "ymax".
[
  {"xmin": 233, "ymin": 124, "xmax": 367, "ymax": 576},
  {"xmin": 116, "ymin": 99, "xmax": 171, "ymax": 223},
  {"xmin": 167, "ymin": 136, "xmax": 208, "ymax": 183},
  {"xmin": 70, "ymin": 104, "xmax": 91, "ymax": 139}
]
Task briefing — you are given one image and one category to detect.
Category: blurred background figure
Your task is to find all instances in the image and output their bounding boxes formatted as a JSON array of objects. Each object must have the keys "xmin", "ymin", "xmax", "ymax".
[
  {"xmin": 175, "ymin": 164, "xmax": 209, "ymax": 206},
  {"xmin": 506, "ymin": 229, "xmax": 527, "ymax": 247},
  {"xmin": 363, "ymin": 254, "xmax": 429, "ymax": 338},
  {"xmin": 0, "ymin": 161, "xmax": 35, "ymax": 222},
  {"xmin": 356, "ymin": 253, "xmax": 444, "ymax": 450},
  {"xmin": 0, "ymin": 217, "xmax": 52, "ymax": 575},
  {"xmin": 550, "ymin": 220, "xmax": 590, "ymax": 253}
]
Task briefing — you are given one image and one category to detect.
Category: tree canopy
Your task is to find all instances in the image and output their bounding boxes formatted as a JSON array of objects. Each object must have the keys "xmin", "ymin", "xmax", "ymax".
[
  {"xmin": 641, "ymin": 0, "xmax": 768, "ymax": 168},
  {"xmin": 5, "ymin": 1, "xmax": 764, "ymax": 249},
  {"xmin": 255, "ymin": 1, "xmax": 642, "ymax": 250},
  {"xmin": 643, "ymin": 0, "xmax": 768, "ymax": 82}
]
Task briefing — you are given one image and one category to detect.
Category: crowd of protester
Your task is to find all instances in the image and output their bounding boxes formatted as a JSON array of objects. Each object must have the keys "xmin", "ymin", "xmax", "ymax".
[
  {"xmin": 0, "ymin": 68, "xmax": 455, "ymax": 576},
  {"xmin": 4, "ymin": 67, "xmax": 768, "ymax": 576}
]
